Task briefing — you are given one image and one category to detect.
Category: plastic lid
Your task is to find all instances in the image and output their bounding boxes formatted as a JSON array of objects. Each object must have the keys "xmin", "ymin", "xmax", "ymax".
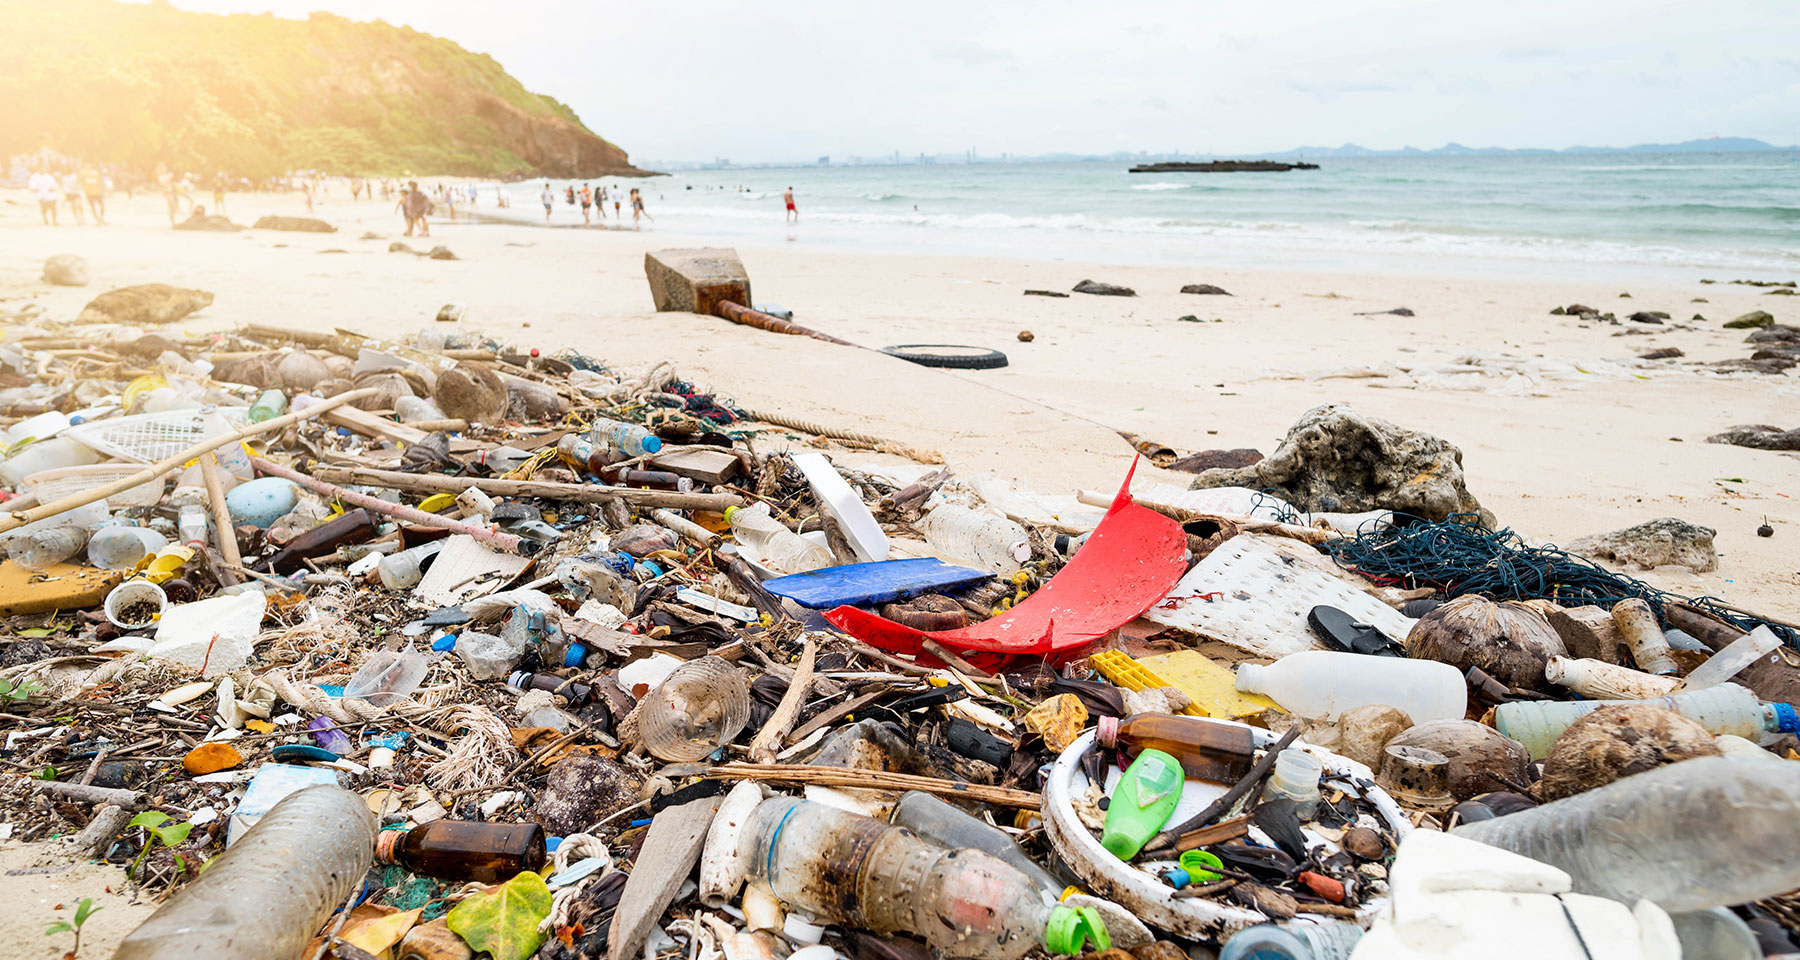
[
  {"xmin": 1044, "ymin": 905, "xmax": 1109, "ymax": 956},
  {"xmin": 723, "ymin": 505, "xmax": 740, "ymax": 523},
  {"xmin": 431, "ymin": 633, "xmax": 459, "ymax": 652},
  {"xmin": 641, "ymin": 435, "xmax": 662, "ymax": 454},
  {"xmin": 562, "ymin": 643, "xmax": 589, "ymax": 668},
  {"xmin": 1179, "ymin": 849, "xmax": 1224, "ymax": 882},
  {"xmin": 1768, "ymin": 702, "xmax": 1800, "ymax": 734},
  {"xmin": 1095, "ymin": 715, "xmax": 1120, "ymax": 749}
]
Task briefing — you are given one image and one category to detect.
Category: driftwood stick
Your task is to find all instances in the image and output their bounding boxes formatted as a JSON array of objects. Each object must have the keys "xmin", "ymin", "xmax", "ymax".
[
  {"xmin": 32, "ymin": 780, "xmax": 146, "ymax": 809},
  {"xmin": 251, "ymin": 457, "xmax": 525, "ymax": 554},
  {"xmin": 200, "ymin": 454, "xmax": 243, "ymax": 582},
  {"xmin": 707, "ymin": 764, "xmax": 1041, "ymax": 809},
  {"xmin": 307, "ymin": 464, "xmax": 743, "ymax": 511},
  {"xmin": 748, "ymin": 638, "xmax": 816, "ymax": 763}
]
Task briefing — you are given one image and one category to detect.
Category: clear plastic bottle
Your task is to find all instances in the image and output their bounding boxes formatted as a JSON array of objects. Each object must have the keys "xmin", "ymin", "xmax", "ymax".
[
  {"xmin": 113, "ymin": 785, "xmax": 373, "ymax": 960},
  {"xmin": 248, "ymin": 389, "xmax": 287, "ymax": 423},
  {"xmin": 5, "ymin": 525, "xmax": 89, "ymax": 571},
  {"xmin": 88, "ymin": 525, "xmax": 170, "ymax": 570},
  {"xmin": 585, "ymin": 416, "xmax": 662, "ymax": 458},
  {"xmin": 1261, "ymin": 748, "xmax": 1324, "ymax": 818},
  {"xmin": 1096, "ymin": 713, "xmax": 1256, "ymax": 784},
  {"xmin": 377, "ymin": 540, "xmax": 445, "ymax": 590},
  {"xmin": 740, "ymin": 797, "xmax": 1106, "ymax": 960},
  {"xmin": 343, "ymin": 646, "xmax": 431, "ymax": 707},
  {"xmin": 1493, "ymin": 683, "xmax": 1800, "ymax": 759},
  {"xmin": 1235, "ymin": 650, "xmax": 1467, "ymax": 722},
  {"xmin": 1454, "ymin": 756, "xmax": 1800, "ymax": 912},
  {"xmin": 725, "ymin": 502, "xmax": 834, "ymax": 575},
  {"xmin": 396, "ymin": 395, "xmax": 446, "ymax": 423},
  {"xmin": 177, "ymin": 503, "xmax": 210, "ymax": 547},
  {"xmin": 889, "ymin": 790, "xmax": 1065, "ymax": 898},
  {"xmin": 199, "ymin": 406, "xmax": 254, "ymax": 479},
  {"xmin": 1218, "ymin": 921, "xmax": 1363, "ymax": 960},
  {"xmin": 918, "ymin": 503, "xmax": 1033, "ymax": 576}
]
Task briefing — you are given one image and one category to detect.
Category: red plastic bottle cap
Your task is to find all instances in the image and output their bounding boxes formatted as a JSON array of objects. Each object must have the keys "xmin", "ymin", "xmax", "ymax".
[{"xmin": 530, "ymin": 348, "xmax": 540, "ymax": 357}]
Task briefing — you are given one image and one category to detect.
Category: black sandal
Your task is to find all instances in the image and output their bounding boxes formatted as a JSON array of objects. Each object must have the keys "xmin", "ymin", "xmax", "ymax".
[{"xmin": 1308, "ymin": 605, "xmax": 1404, "ymax": 657}]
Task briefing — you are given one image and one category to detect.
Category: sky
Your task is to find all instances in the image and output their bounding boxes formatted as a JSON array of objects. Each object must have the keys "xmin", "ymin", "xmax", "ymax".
[{"xmin": 143, "ymin": 0, "xmax": 1800, "ymax": 165}]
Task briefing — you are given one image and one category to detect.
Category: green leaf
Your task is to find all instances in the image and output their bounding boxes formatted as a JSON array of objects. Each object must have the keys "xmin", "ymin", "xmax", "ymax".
[
  {"xmin": 152, "ymin": 822, "xmax": 193, "ymax": 847},
  {"xmin": 73, "ymin": 898, "xmax": 100, "ymax": 925},
  {"xmin": 445, "ymin": 871, "xmax": 552, "ymax": 960},
  {"xmin": 44, "ymin": 922, "xmax": 71, "ymax": 937},
  {"xmin": 128, "ymin": 811, "xmax": 171, "ymax": 830}
]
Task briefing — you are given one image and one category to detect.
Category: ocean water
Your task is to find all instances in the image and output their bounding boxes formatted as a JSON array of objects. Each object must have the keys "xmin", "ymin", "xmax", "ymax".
[{"xmin": 504, "ymin": 152, "xmax": 1800, "ymax": 278}]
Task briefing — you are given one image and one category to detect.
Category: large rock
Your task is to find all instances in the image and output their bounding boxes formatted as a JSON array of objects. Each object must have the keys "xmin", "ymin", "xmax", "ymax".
[
  {"xmin": 43, "ymin": 254, "xmax": 88, "ymax": 286},
  {"xmin": 533, "ymin": 754, "xmax": 641, "ymax": 836},
  {"xmin": 174, "ymin": 211, "xmax": 245, "ymax": 231},
  {"xmin": 1073, "ymin": 279, "xmax": 1136, "ymax": 297},
  {"xmin": 76, "ymin": 284, "xmax": 214, "ymax": 326},
  {"xmin": 1708, "ymin": 424, "xmax": 1800, "ymax": 451},
  {"xmin": 253, "ymin": 215, "xmax": 336, "ymax": 233},
  {"xmin": 1180, "ymin": 283, "xmax": 1232, "ymax": 296},
  {"xmin": 1189, "ymin": 403, "xmax": 1490, "ymax": 523},
  {"xmin": 1566, "ymin": 518, "xmax": 1717, "ymax": 572},
  {"xmin": 644, "ymin": 247, "xmax": 751, "ymax": 314},
  {"xmin": 1724, "ymin": 310, "xmax": 1774, "ymax": 329}
]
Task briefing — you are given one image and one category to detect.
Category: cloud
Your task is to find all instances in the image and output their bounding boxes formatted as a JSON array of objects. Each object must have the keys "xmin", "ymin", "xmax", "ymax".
[
  {"xmin": 931, "ymin": 41, "xmax": 1014, "ymax": 66},
  {"xmin": 1142, "ymin": 95, "xmax": 1172, "ymax": 111}
]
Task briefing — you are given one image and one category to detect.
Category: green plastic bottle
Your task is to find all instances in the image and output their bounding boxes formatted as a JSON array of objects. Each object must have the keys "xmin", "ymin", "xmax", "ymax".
[{"xmin": 1102, "ymin": 748, "xmax": 1184, "ymax": 860}]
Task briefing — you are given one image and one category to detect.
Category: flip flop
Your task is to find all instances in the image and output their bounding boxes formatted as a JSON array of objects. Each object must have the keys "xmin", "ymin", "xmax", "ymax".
[{"xmin": 1308, "ymin": 604, "xmax": 1404, "ymax": 657}]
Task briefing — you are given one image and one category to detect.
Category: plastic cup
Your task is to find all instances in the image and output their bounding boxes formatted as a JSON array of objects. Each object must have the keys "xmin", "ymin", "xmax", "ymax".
[{"xmin": 105, "ymin": 580, "xmax": 169, "ymax": 629}]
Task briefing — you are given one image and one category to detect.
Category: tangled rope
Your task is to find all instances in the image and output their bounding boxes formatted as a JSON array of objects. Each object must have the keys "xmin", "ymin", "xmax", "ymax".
[
  {"xmin": 259, "ymin": 668, "xmax": 383, "ymax": 724},
  {"xmin": 741, "ymin": 408, "xmax": 945, "ymax": 464},
  {"xmin": 1327, "ymin": 514, "xmax": 1796, "ymax": 645},
  {"xmin": 424, "ymin": 705, "xmax": 521, "ymax": 792},
  {"xmin": 539, "ymin": 833, "xmax": 614, "ymax": 934}
]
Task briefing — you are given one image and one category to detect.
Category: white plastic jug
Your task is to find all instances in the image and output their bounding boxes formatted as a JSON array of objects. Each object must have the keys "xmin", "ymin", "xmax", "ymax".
[{"xmin": 1236, "ymin": 650, "xmax": 1466, "ymax": 723}]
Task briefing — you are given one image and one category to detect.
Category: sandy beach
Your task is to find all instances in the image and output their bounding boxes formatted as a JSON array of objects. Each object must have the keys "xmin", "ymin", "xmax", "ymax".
[{"xmin": 2, "ymin": 187, "xmax": 1794, "ymax": 623}]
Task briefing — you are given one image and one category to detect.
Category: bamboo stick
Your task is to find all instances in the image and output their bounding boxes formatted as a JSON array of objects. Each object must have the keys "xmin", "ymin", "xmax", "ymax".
[
  {"xmin": 200, "ymin": 454, "xmax": 242, "ymax": 582},
  {"xmin": 0, "ymin": 387, "xmax": 378, "ymax": 535},
  {"xmin": 307, "ymin": 464, "xmax": 743, "ymax": 511},
  {"xmin": 249, "ymin": 456, "xmax": 527, "ymax": 554},
  {"xmin": 706, "ymin": 764, "xmax": 1041, "ymax": 810}
]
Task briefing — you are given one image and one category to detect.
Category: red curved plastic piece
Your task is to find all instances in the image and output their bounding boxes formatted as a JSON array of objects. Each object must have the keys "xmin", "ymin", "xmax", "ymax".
[{"xmin": 826, "ymin": 458, "xmax": 1187, "ymax": 667}]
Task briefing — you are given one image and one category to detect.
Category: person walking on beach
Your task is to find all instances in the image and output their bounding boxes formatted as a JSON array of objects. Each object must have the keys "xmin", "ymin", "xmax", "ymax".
[
  {"xmin": 630, "ymin": 188, "xmax": 652, "ymax": 229},
  {"xmin": 28, "ymin": 169, "xmax": 59, "ymax": 225},
  {"xmin": 80, "ymin": 166, "xmax": 106, "ymax": 225},
  {"xmin": 784, "ymin": 187, "xmax": 798, "ymax": 222},
  {"xmin": 597, "ymin": 185, "xmax": 609, "ymax": 220},
  {"xmin": 398, "ymin": 180, "xmax": 432, "ymax": 237},
  {"xmin": 540, "ymin": 183, "xmax": 555, "ymax": 223},
  {"xmin": 211, "ymin": 172, "xmax": 228, "ymax": 214},
  {"xmin": 60, "ymin": 171, "xmax": 86, "ymax": 225},
  {"xmin": 156, "ymin": 163, "xmax": 182, "ymax": 226},
  {"xmin": 579, "ymin": 184, "xmax": 592, "ymax": 225}
]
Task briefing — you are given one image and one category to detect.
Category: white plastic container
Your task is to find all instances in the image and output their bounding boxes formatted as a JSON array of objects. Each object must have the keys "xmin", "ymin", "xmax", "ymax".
[
  {"xmin": 105, "ymin": 580, "xmax": 169, "ymax": 629},
  {"xmin": 2, "ymin": 411, "xmax": 70, "ymax": 446},
  {"xmin": 726, "ymin": 502, "xmax": 834, "ymax": 575},
  {"xmin": 791, "ymin": 453, "xmax": 888, "ymax": 563},
  {"xmin": 0, "ymin": 436, "xmax": 101, "ymax": 488},
  {"xmin": 917, "ymin": 502, "xmax": 1031, "ymax": 576},
  {"xmin": 25, "ymin": 464, "xmax": 170, "ymax": 509},
  {"xmin": 89, "ymin": 525, "xmax": 170, "ymax": 570},
  {"xmin": 1236, "ymin": 650, "xmax": 1467, "ymax": 723}
]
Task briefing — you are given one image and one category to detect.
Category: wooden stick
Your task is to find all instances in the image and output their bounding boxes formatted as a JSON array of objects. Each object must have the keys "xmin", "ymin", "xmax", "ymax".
[
  {"xmin": 32, "ymin": 780, "xmax": 146, "ymax": 809},
  {"xmin": 200, "ymin": 454, "xmax": 243, "ymax": 583},
  {"xmin": 0, "ymin": 387, "xmax": 377, "ymax": 535},
  {"xmin": 250, "ymin": 456, "xmax": 526, "ymax": 554},
  {"xmin": 307, "ymin": 464, "xmax": 743, "ymax": 511},
  {"xmin": 1146, "ymin": 726, "xmax": 1303, "ymax": 853},
  {"xmin": 784, "ymin": 683, "xmax": 907, "ymax": 746},
  {"xmin": 706, "ymin": 763, "xmax": 1041, "ymax": 810},
  {"xmin": 404, "ymin": 419, "xmax": 469, "ymax": 434},
  {"xmin": 749, "ymin": 638, "xmax": 816, "ymax": 763},
  {"xmin": 921, "ymin": 639, "xmax": 996, "ymax": 680}
]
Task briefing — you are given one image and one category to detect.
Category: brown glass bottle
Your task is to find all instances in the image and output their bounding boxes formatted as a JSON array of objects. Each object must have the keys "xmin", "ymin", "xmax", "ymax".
[
  {"xmin": 1096, "ymin": 713, "xmax": 1255, "ymax": 784},
  {"xmin": 374, "ymin": 820, "xmax": 546, "ymax": 883}
]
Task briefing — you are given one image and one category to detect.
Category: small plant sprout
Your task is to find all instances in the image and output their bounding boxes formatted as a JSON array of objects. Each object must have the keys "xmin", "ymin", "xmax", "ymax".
[{"xmin": 44, "ymin": 896, "xmax": 102, "ymax": 957}]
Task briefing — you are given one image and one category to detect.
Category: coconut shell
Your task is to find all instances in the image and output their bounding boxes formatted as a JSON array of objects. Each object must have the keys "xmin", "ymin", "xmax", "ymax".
[
  {"xmin": 351, "ymin": 371, "xmax": 416, "ymax": 411},
  {"xmin": 1538, "ymin": 704, "xmax": 1721, "ymax": 802},
  {"xmin": 434, "ymin": 364, "xmax": 509, "ymax": 424},
  {"xmin": 213, "ymin": 353, "xmax": 278, "ymax": 389},
  {"xmin": 1387, "ymin": 719, "xmax": 1530, "ymax": 800},
  {"xmin": 275, "ymin": 350, "xmax": 332, "ymax": 392},
  {"xmin": 1336, "ymin": 704, "xmax": 1414, "ymax": 773},
  {"xmin": 1406, "ymin": 594, "xmax": 1567, "ymax": 689}
]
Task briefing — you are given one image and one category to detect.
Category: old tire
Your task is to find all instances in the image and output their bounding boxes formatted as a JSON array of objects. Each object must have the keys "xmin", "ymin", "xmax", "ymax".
[{"xmin": 879, "ymin": 344, "xmax": 1008, "ymax": 370}]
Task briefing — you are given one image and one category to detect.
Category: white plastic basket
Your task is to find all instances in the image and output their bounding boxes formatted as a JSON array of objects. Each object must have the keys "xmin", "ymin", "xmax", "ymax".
[
  {"xmin": 23, "ymin": 464, "xmax": 171, "ymax": 509},
  {"xmin": 62, "ymin": 408, "xmax": 251, "ymax": 463}
]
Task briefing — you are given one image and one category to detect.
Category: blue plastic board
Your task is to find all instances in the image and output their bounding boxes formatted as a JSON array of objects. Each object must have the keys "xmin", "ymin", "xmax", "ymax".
[{"xmin": 762, "ymin": 558, "xmax": 992, "ymax": 608}]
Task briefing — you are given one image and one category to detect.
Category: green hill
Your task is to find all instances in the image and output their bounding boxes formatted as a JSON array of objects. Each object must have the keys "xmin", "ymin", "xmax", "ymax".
[{"xmin": 0, "ymin": 0, "xmax": 647, "ymax": 179}]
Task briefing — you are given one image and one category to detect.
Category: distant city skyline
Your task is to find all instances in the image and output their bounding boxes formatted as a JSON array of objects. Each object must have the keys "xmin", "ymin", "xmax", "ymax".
[{"xmin": 137, "ymin": 0, "xmax": 1800, "ymax": 165}]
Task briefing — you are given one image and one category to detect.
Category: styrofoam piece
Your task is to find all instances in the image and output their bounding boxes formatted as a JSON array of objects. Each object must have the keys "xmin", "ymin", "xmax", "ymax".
[
  {"xmin": 1142, "ymin": 533, "xmax": 1414, "ymax": 658},
  {"xmin": 63, "ymin": 407, "xmax": 250, "ymax": 463},
  {"xmin": 791, "ymin": 453, "xmax": 888, "ymax": 563},
  {"xmin": 1044, "ymin": 727, "xmax": 1410, "ymax": 942},
  {"xmin": 147, "ymin": 589, "xmax": 267, "ymax": 677}
]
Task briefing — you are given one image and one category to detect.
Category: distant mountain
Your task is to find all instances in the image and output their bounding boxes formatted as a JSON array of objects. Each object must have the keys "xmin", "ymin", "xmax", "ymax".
[
  {"xmin": 1, "ymin": 0, "xmax": 647, "ymax": 179},
  {"xmin": 1258, "ymin": 137, "xmax": 1786, "ymax": 159}
]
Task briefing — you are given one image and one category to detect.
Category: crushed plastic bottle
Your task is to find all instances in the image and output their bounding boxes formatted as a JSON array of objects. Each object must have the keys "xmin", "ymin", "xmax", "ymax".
[
  {"xmin": 725, "ymin": 502, "xmax": 833, "ymax": 575},
  {"xmin": 377, "ymin": 540, "xmax": 445, "ymax": 590},
  {"xmin": 4, "ymin": 525, "xmax": 89, "ymax": 571},
  {"xmin": 1235, "ymin": 650, "xmax": 1467, "ymax": 722},
  {"xmin": 1218, "ymin": 921, "xmax": 1363, "ymax": 960},
  {"xmin": 343, "ymin": 646, "xmax": 431, "ymax": 707},
  {"xmin": 917, "ymin": 502, "xmax": 1033, "ymax": 576},
  {"xmin": 113, "ymin": 785, "xmax": 373, "ymax": 960},
  {"xmin": 741, "ymin": 797, "xmax": 1107, "ymax": 960},
  {"xmin": 889, "ymin": 790, "xmax": 1065, "ymax": 898},
  {"xmin": 1454, "ymin": 756, "xmax": 1800, "ymax": 912}
]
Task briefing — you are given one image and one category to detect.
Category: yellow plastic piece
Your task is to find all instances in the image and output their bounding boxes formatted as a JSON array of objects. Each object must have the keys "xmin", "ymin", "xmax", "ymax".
[
  {"xmin": 121, "ymin": 375, "xmax": 169, "ymax": 410},
  {"xmin": 1139, "ymin": 649, "xmax": 1285, "ymax": 722},
  {"xmin": 140, "ymin": 545, "xmax": 196, "ymax": 585},
  {"xmin": 417, "ymin": 492, "xmax": 458, "ymax": 514},
  {"xmin": 1089, "ymin": 650, "xmax": 1208, "ymax": 716}
]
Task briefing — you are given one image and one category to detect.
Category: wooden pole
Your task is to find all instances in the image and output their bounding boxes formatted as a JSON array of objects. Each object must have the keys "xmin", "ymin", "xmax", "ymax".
[
  {"xmin": 0, "ymin": 388, "xmax": 378, "ymax": 536},
  {"xmin": 249, "ymin": 457, "xmax": 527, "ymax": 554},
  {"xmin": 200, "ymin": 454, "xmax": 242, "ymax": 584},
  {"xmin": 307, "ymin": 464, "xmax": 743, "ymax": 511}
]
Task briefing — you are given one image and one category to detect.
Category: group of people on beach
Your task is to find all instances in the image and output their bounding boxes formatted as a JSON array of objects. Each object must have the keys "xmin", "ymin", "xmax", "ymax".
[
  {"xmin": 27, "ymin": 166, "xmax": 110, "ymax": 226},
  {"xmin": 540, "ymin": 182, "xmax": 650, "ymax": 228}
]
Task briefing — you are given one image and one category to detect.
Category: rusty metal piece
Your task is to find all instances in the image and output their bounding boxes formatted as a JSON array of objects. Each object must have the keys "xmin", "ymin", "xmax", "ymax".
[{"xmin": 714, "ymin": 301, "xmax": 854, "ymax": 345}]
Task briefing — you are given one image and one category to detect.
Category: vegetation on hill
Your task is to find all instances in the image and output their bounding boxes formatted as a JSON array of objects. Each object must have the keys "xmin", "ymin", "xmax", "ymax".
[{"xmin": 0, "ymin": 0, "xmax": 646, "ymax": 179}]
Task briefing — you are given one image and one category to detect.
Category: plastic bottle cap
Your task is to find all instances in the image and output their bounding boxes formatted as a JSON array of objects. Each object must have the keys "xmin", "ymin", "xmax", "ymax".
[
  {"xmin": 432, "ymin": 633, "xmax": 459, "ymax": 652},
  {"xmin": 723, "ymin": 505, "xmax": 740, "ymax": 523},
  {"xmin": 1095, "ymin": 715, "xmax": 1120, "ymax": 749},
  {"xmin": 1179, "ymin": 849, "xmax": 1224, "ymax": 882},
  {"xmin": 1044, "ymin": 905, "xmax": 1109, "ymax": 956},
  {"xmin": 562, "ymin": 643, "xmax": 589, "ymax": 668},
  {"xmin": 641, "ymin": 435, "xmax": 663, "ymax": 454},
  {"xmin": 1770, "ymin": 702, "xmax": 1800, "ymax": 734},
  {"xmin": 1162, "ymin": 867, "xmax": 1191, "ymax": 888}
]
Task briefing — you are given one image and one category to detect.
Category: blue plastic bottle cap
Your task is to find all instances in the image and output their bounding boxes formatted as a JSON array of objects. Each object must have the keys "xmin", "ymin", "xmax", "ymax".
[
  {"xmin": 1771, "ymin": 702, "xmax": 1800, "ymax": 734},
  {"xmin": 431, "ymin": 633, "xmax": 459, "ymax": 652},
  {"xmin": 545, "ymin": 836, "xmax": 562, "ymax": 853},
  {"xmin": 1162, "ymin": 867, "xmax": 1191, "ymax": 888},
  {"xmin": 562, "ymin": 643, "xmax": 589, "ymax": 668},
  {"xmin": 641, "ymin": 435, "xmax": 662, "ymax": 454}
]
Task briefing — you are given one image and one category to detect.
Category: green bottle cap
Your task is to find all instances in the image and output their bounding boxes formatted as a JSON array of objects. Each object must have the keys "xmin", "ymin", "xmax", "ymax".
[{"xmin": 1044, "ymin": 905, "xmax": 1110, "ymax": 956}]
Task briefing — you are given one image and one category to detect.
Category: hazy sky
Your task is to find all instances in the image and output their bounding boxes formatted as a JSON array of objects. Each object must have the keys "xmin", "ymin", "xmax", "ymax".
[{"xmin": 147, "ymin": 0, "xmax": 1800, "ymax": 164}]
